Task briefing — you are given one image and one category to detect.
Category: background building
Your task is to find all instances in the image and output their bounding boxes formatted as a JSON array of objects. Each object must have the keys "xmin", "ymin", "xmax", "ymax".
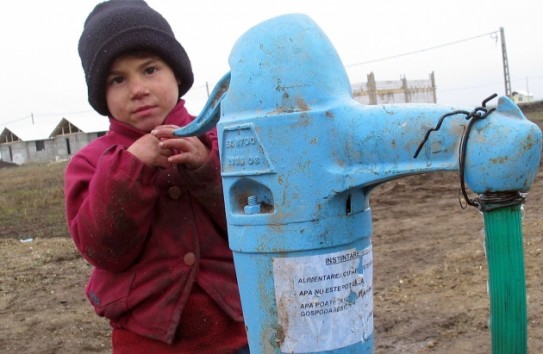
[
  {"xmin": 0, "ymin": 113, "xmax": 108, "ymax": 164},
  {"xmin": 352, "ymin": 72, "xmax": 437, "ymax": 105}
]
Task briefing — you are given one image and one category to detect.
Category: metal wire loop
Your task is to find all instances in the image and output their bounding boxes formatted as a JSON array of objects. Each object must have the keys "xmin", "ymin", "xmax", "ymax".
[{"xmin": 458, "ymin": 94, "xmax": 497, "ymax": 209}]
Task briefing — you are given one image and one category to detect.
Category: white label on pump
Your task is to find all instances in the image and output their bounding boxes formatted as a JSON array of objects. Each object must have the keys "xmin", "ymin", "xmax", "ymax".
[{"xmin": 272, "ymin": 247, "xmax": 373, "ymax": 353}]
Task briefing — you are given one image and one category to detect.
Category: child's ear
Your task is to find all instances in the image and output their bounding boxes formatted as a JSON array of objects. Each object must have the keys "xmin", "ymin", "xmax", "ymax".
[{"xmin": 177, "ymin": 78, "xmax": 182, "ymax": 86}]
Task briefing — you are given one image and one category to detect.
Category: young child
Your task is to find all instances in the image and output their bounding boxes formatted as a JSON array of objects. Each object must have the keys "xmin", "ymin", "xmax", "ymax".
[{"xmin": 64, "ymin": 1, "xmax": 249, "ymax": 353}]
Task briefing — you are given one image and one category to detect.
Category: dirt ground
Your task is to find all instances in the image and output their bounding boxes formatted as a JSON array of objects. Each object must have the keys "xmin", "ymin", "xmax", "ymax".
[{"xmin": 1, "ymin": 133, "xmax": 542, "ymax": 354}]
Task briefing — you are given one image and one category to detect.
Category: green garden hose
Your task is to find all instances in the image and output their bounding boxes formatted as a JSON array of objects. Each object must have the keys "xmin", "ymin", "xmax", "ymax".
[{"xmin": 482, "ymin": 202, "xmax": 527, "ymax": 354}]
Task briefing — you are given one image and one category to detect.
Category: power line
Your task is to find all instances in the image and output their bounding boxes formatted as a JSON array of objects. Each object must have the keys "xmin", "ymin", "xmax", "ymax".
[
  {"xmin": 1, "ymin": 109, "xmax": 95, "ymax": 127},
  {"xmin": 47, "ymin": 109, "xmax": 95, "ymax": 117},
  {"xmin": 438, "ymin": 81, "xmax": 503, "ymax": 93},
  {"xmin": 438, "ymin": 75, "xmax": 541, "ymax": 94},
  {"xmin": 2, "ymin": 115, "xmax": 32, "ymax": 125},
  {"xmin": 345, "ymin": 30, "xmax": 498, "ymax": 68}
]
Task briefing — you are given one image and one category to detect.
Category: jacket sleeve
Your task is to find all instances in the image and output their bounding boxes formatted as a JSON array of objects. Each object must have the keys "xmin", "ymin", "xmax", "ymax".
[
  {"xmin": 65, "ymin": 145, "xmax": 158, "ymax": 272},
  {"xmin": 178, "ymin": 127, "xmax": 227, "ymax": 233}
]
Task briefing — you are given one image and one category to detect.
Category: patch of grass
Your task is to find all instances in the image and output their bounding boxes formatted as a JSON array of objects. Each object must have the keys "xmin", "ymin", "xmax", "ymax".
[
  {"xmin": 524, "ymin": 110, "xmax": 543, "ymax": 122},
  {"xmin": 0, "ymin": 162, "xmax": 69, "ymax": 239}
]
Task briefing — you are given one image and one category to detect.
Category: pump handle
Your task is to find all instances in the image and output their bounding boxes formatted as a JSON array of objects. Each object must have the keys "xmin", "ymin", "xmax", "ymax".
[{"xmin": 173, "ymin": 71, "xmax": 231, "ymax": 137}]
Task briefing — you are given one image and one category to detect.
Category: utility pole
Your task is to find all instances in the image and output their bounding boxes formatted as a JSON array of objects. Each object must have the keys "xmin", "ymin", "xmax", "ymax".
[{"xmin": 500, "ymin": 27, "xmax": 512, "ymax": 97}]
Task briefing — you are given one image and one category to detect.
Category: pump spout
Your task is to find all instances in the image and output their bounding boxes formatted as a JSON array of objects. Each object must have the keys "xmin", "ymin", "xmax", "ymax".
[{"xmin": 333, "ymin": 94, "xmax": 541, "ymax": 194}]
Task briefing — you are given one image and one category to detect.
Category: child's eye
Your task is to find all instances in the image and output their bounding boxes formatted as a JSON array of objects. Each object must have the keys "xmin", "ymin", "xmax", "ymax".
[
  {"xmin": 109, "ymin": 76, "xmax": 125, "ymax": 85},
  {"xmin": 144, "ymin": 66, "xmax": 158, "ymax": 75}
]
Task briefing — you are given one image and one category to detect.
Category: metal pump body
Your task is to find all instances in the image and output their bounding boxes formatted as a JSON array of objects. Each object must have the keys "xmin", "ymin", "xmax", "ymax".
[{"xmin": 176, "ymin": 14, "xmax": 542, "ymax": 354}]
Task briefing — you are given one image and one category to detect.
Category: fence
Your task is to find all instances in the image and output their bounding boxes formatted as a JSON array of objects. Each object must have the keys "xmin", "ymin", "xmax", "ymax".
[{"xmin": 352, "ymin": 72, "xmax": 436, "ymax": 105}]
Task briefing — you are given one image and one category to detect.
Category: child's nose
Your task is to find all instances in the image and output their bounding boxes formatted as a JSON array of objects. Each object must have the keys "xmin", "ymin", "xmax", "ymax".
[{"xmin": 130, "ymin": 76, "xmax": 149, "ymax": 98}]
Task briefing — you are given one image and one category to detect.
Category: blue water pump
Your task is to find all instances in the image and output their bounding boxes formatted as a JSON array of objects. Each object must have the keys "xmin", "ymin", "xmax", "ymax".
[{"xmin": 176, "ymin": 14, "xmax": 542, "ymax": 354}]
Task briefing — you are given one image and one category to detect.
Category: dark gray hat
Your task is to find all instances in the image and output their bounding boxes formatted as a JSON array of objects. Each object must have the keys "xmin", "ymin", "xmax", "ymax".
[{"xmin": 78, "ymin": 0, "xmax": 193, "ymax": 116}]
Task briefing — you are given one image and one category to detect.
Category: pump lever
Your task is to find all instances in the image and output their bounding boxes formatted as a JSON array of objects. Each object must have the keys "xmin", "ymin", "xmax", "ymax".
[{"xmin": 173, "ymin": 71, "xmax": 231, "ymax": 137}]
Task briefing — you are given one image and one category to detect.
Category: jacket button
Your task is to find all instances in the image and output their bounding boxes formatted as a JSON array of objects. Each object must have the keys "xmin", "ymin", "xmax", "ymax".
[
  {"xmin": 168, "ymin": 186, "xmax": 182, "ymax": 199},
  {"xmin": 183, "ymin": 252, "xmax": 196, "ymax": 266}
]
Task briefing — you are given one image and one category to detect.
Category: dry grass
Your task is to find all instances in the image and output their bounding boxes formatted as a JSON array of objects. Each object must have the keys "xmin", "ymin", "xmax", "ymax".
[
  {"xmin": 0, "ymin": 161, "xmax": 69, "ymax": 240},
  {"xmin": 526, "ymin": 110, "xmax": 543, "ymax": 121}
]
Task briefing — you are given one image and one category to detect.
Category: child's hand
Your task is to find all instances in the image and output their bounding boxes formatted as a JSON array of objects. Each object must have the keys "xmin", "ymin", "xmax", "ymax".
[
  {"xmin": 152, "ymin": 125, "xmax": 209, "ymax": 170},
  {"xmin": 127, "ymin": 134, "xmax": 173, "ymax": 169}
]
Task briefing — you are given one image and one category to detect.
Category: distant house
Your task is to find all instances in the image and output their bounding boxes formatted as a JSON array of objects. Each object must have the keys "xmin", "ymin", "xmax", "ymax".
[
  {"xmin": 512, "ymin": 90, "xmax": 535, "ymax": 104},
  {"xmin": 0, "ymin": 120, "xmax": 58, "ymax": 164},
  {"xmin": 51, "ymin": 114, "xmax": 110, "ymax": 162},
  {"xmin": 0, "ymin": 113, "xmax": 109, "ymax": 164}
]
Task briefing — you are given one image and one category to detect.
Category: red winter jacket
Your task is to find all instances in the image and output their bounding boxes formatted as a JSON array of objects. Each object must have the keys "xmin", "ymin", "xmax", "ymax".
[{"xmin": 64, "ymin": 101, "xmax": 245, "ymax": 346}]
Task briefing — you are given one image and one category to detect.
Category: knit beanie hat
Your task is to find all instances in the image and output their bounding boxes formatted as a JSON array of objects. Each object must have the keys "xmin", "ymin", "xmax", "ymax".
[{"xmin": 78, "ymin": 0, "xmax": 193, "ymax": 116}]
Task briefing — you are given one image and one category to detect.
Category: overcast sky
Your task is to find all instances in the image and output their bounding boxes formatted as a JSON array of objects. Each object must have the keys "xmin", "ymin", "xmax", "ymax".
[{"xmin": 0, "ymin": 0, "xmax": 541, "ymax": 128}]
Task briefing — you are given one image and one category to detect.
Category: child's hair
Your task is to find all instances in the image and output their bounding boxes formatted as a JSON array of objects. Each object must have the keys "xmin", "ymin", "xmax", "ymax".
[{"xmin": 78, "ymin": 0, "xmax": 193, "ymax": 116}]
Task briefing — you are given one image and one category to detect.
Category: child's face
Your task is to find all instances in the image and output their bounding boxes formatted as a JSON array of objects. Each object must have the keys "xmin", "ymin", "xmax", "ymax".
[{"xmin": 105, "ymin": 53, "xmax": 180, "ymax": 132}]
